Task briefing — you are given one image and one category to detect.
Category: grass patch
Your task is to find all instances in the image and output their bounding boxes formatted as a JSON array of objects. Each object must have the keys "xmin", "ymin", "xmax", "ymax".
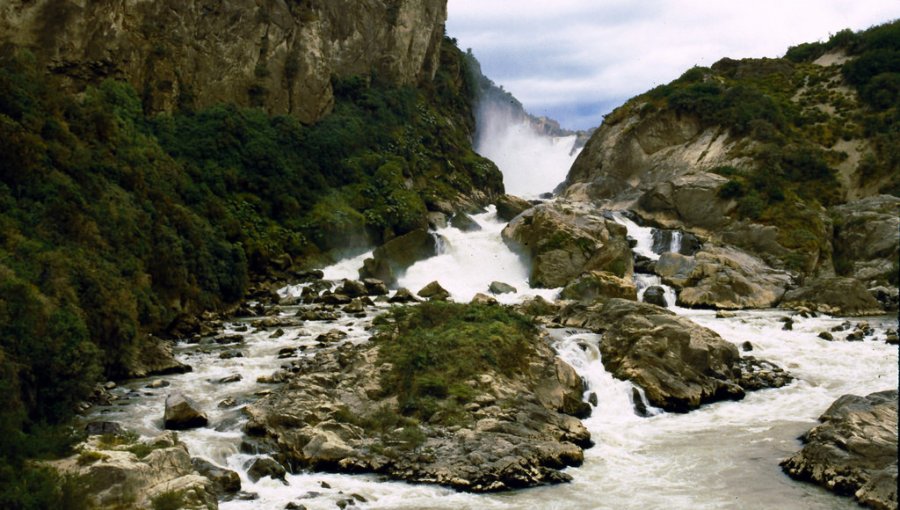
[
  {"xmin": 372, "ymin": 302, "xmax": 536, "ymax": 423},
  {"xmin": 150, "ymin": 490, "xmax": 184, "ymax": 510}
]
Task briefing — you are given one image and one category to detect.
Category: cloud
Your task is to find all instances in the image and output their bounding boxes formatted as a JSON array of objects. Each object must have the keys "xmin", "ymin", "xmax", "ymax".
[{"xmin": 447, "ymin": 0, "xmax": 900, "ymax": 129}]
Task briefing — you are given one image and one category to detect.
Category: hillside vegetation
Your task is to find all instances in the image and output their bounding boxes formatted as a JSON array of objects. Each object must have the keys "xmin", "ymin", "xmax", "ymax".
[{"xmin": 0, "ymin": 37, "xmax": 501, "ymax": 506}]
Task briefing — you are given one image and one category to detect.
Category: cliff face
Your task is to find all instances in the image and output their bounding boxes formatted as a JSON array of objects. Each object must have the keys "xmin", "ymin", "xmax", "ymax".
[{"xmin": 0, "ymin": 0, "xmax": 446, "ymax": 123}]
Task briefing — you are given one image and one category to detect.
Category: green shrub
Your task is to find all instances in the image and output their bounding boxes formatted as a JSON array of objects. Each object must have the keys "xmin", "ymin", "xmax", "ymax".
[
  {"xmin": 373, "ymin": 302, "xmax": 536, "ymax": 422},
  {"xmin": 151, "ymin": 490, "xmax": 184, "ymax": 510}
]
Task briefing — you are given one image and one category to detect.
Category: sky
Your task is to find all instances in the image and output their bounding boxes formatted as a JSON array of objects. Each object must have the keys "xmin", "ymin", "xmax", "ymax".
[{"xmin": 446, "ymin": 1, "xmax": 900, "ymax": 130}]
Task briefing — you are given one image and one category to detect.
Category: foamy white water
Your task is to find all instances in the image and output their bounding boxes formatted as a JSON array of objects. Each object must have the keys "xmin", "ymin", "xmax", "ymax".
[
  {"xmin": 475, "ymin": 113, "xmax": 580, "ymax": 199},
  {"xmin": 398, "ymin": 206, "xmax": 559, "ymax": 304}
]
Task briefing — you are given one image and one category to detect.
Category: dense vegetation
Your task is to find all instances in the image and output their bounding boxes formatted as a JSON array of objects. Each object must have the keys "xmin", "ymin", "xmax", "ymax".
[
  {"xmin": 0, "ymin": 38, "xmax": 501, "ymax": 507},
  {"xmin": 607, "ymin": 20, "xmax": 899, "ymax": 272},
  {"xmin": 373, "ymin": 302, "xmax": 536, "ymax": 424}
]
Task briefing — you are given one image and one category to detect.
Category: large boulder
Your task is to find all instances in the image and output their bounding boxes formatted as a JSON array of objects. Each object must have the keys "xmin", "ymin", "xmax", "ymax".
[
  {"xmin": 450, "ymin": 212, "xmax": 482, "ymax": 232},
  {"xmin": 781, "ymin": 277, "xmax": 885, "ymax": 316},
  {"xmin": 51, "ymin": 432, "xmax": 218, "ymax": 509},
  {"xmin": 495, "ymin": 194, "xmax": 533, "ymax": 222},
  {"xmin": 191, "ymin": 458, "xmax": 240, "ymax": 495},
  {"xmin": 655, "ymin": 245, "xmax": 792, "ymax": 309},
  {"xmin": 636, "ymin": 172, "xmax": 735, "ymax": 231},
  {"xmin": 502, "ymin": 202, "xmax": 633, "ymax": 288},
  {"xmin": 560, "ymin": 299, "xmax": 791, "ymax": 412},
  {"xmin": 559, "ymin": 271, "xmax": 637, "ymax": 304},
  {"xmin": 126, "ymin": 336, "xmax": 192, "ymax": 378},
  {"xmin": 164, "ymin": 393, "xmax": 208, "ymax": 430},
  {"xmin": 642, "ymin": 286, "xmax": 668, "ymax": 307},
  {"xmin": 360, "ymin": 229, "xmax": 438, "ymax": 285},
  {"xmin": 243, "ymin": 318, "xmax": 591, "ymax": 492},
  {"xmin": 831, "ymin": 195, "xmax": 900, "ymax": 287},
  {"xmin": 417, "ymin": 281, "xmax": 450, "ymax": 301},
  {"xmin": 781, "ymin": 390, "xmax": 898, "ymax": 510}
]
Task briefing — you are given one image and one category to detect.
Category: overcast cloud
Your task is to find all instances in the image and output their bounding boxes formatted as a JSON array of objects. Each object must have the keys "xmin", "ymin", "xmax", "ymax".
[{"xmin": 446, "ymin": 1, "xmax": 900, "ymax": 129}]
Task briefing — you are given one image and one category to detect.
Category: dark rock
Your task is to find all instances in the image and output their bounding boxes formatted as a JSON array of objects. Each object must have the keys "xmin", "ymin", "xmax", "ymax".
[
  {"xmin": 679, "ymin": 233, "xmax": 702, "ymax": 256},
  {"xmin": 495, "ymin": 194, "xmax": 532, "ymax": 222},
  {"xmin": 642, "ymin": 286, "xmax": 667, "ymax": 307},
  {"xmin": 338, "ymin": 280, "xmax": 368, "ymax": 298},
  {"xmin": 278, "ymin": 348, "xmax": 297, "ymax": 359},
  {"xmin": 868, "ymin": 286, "xmax": 899, "ymax": 312},
  {"xmin": 817, "ymin": 331, "xmax": 834, "ymax": 341},
  {"xmin": 192, "ymin": 457, "xmax": 241, "ymax": 494},
  {"xmin": 831, "ymin": 195, "xmax": 900, "ymax": 287},
  {"xmin": 342, "ymin": 299, "xmax": 365, "ymax": 314},
  {"xmin": 359, "ymin": 229, "xmax": 438, "ymax": 285},
  {"xmin": 782, "ymin": 318, "xmax": 793, "ymax": 331},
  {"xmin": 270, "ymin": 328, "xmax": 286, "ymax": 339},
  {"xmin": 632, "ymin": 388, "xmax": 649, "ymax": 417},
  {"xmin": 633, "ymin": 254, "xmax": 656, "ymax": 274},
  {"xmin": 164, "ymin": 392, "xmax": 208, "ymax": 430},
  {"xmin": 84, "ymin": 421, "xmax": 125, "ymax": 437},
  {"xmin": 587, "ymin": 392, "xmax": 598, "ymax": 406},
  {"xmin": 317, "ymin": 292, "xmax": 353, "ymax": 306},
  {"xmin": 214, "ymin": 334, "xmax": 244, "ymax": 345},
  {"xmin": 246, "ymin": 457, "xmax": 287, "ymax": 483},
  {"xmin": 741, "ymin": 341, "xmax": 753, "ymax": 352},
  {"xmin": 319, "ymin": 481, "xmax": 331, "ymax": 489},
  {"xmin": 285, "ymin": 503, "xmax": 307, "ymax": 510},
  {"xmin": 388, "ymin": 288, "xmax": 420, "ymax": 303},
  {"xmin": 218, "ymin": 397, "xmax": 237, "ymax": 408},
  {"xmin": 297, "ymin": 309, "xmax": 340, "ymax": 321},
  {"xmin": 362, "ymin": 278, "xmax": 388, "ymax": 296},
  {"xmin": 293, "ymin": 269, "xmax": 325, "ymax": 281},
  {"xmin": 417, "ymin": 281, "xmax": 450, "ymax": 301},
  {"xmin": 489, "ymin": 281, "xmax": 517, "ymax": 295},
  {"xmin": 734, "ymin": 356, "xmax": 793, "ymax": 390},
  {"xmin": 219, "ymin": 350, "xmax": 244, "ymax": 359},
  {"xmin": 781, "ymin": 390, "xmax": 898, "ymax": 510},
  {"xmin": 218, "ymin": 374, "xmax": 242, "ymax": 384},
  {"xmin": 471, "ymin": 293, "xmax": 498, "ymax": 305},
  {"xmin": 315, "ymin": 329, "xmax": 348, "ymax": 344},
  {"xmin": 450, "ymin": 212, "xmax": 482, "ymax": 232}
]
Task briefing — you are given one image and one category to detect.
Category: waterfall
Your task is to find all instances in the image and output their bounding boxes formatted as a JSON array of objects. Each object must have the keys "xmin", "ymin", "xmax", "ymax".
[{"xmin": 475, "ymin": 104, "xmax": 581, "ymax": 199}]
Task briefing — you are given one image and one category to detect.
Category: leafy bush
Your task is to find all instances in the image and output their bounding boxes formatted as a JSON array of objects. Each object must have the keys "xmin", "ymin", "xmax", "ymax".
[{"xmin": 373, "ymin": 303, "xmax": 536, "ymax": 422}]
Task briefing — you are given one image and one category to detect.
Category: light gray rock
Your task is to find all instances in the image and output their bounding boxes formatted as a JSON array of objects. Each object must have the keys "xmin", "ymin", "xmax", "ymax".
[
  {"xmin": 164, "ymin": 393, "xmax": 208, "ymax": 430},
  {"xmin": 781, "ymin": 277, "xmax": 885, "ymax": 316},
  {"xmin": 781, "ymin": 390, "xmax": 898, "ymax": 510}
]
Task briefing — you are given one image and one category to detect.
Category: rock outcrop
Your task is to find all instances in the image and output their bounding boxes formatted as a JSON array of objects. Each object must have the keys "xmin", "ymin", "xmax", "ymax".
[
  {"xmin": 164, "ymin": 392, "xmax": 208, "ymax": 430},
  {"xmin": 655, "ymin": 245, "xmax": 792, "ymax": 309},
  {"xmin": 495, "ymin": 194, "xmax": 533, "ymax": 222},
  {"xmin": 243, "ymin": 333, "xmax": 591, "ymax": 492},
  {"xmin": 360, "ymin": 229, "xmax": 438, "ymax": 285},
  {"xmin": 0, "ymin": 0, "xmax": 447, "ymax": 124},
  {"xmin": 781, "ymin": 390, "xmax": 898, "ymax": 510},
  {"xmin": 52, "ymin": 432, "xmax": 218, "ymax": 510},
  {"xmin": 559, "ymin": 271, "xmax": 637, "ymax": 304},
  {"xmin": 502, "ymin": 202, "xmax": 632, "ymax": 288},
  {"xmin": 559, "ymin": 299, "xmax": 791, "ymax": 412},
  {"xmin": 831, "ymin": 195, "xmax": 900, "ymax": 287},
  {"xmin": 781, "ymin": 277, "xmax": 885, "ymax": 316}
]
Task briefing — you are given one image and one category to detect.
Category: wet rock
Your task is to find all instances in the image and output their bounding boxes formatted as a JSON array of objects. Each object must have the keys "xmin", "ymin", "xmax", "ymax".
[
  {"xmin": 781, "ymin": 318, "xmax": 793, "ymax": 331},
  {"xmin": 219, "ymin": 350, "xmax": 244, "ymax": 360},
  {"xmin": 741, "ymin": 341, "xmax": 753, "ymax": 352},
  {"xmin": 278, "ymin": 348, "xmax": 297, "ymax": 359},
  {"xmin": 501, "ymin": 202, "xmax": 633, "ymax": 288},
  {"xmin": 781, "ymin": 390, "xmax": 898, "ymax": 510},
  {"xmin": 417, "ymin": 281, "xmax": 450, "ymax": 301},
  {"xmin": 50, "ymin": 432, "xmax": 217, "ymax": 509},
  {"xmin": 388, "ymin": 288, "xmax": 420, "ymax": 303},
  {"xmin": 633, "ymin": 254, "xmax": 657, "ymax": 274},
  {"xmin": 84, "ymin": 421, "xmax": 125, "ymax": 437},
  {"xmin": 297, "ymin": 309, "xmax": 340, "ymax": 321},
  {"xmin": 192, "ymin": 457, "xmax": 241, "ymax": 495},
  {"xmin": 471, "ymin": 293, "xmax": 498, "ymax": 305},
  {"xmin": 218, "ymin": 374, "xmax": 242, "ymax": 384},
  {"xmin": 516, "ymin": 295, "xmax": 561, "ymax": 319},
  {"xmin": 246, "ymin": 457, "xmax": 287, "ymax": 483},
  {"xmin": 362, "ymin": 278, "xmax": 388, "ymax": 296},
  {"xmin": 244, "ymin": 322, "xmax": 592, "ymax": 492},
  {"xmin": 126, "ymin": 336, "xmax": 192, "ymax": 378},
  {"xmin": 338, "ymin": 280, "xmax": 368, "ymax": 298},
  {"xmin": 496, "ymin": 194, "xmax": 533, "ymax": 222},
  {"xmin": 656, "ymin": 246, "xmax": 791, "ymax": 309},
  {"xmin": 214, "ymin": 334, "xmax": 244, "ymax": 345},
  {"xmin": 317, "ymin": 292, "xmax": 353, "ymax": 306},
  {"xmin": 316, "ymin": 329, "xmax": 348, "ymax": 344},
  {"xmin": 164, "ymin": 393, "xmax": 208, "ymax": 430},
  {"xmin": 868, "ymin": 286, "xmax": 899, "ymax": 312},
  {"xmin": 270, "ymin": 328, "xmax": 286, "ymax": 339},
  {"xmin": 642, "ymin": 286, "xmax": 667, "ymax": 307},
  {"xmin": 632, "ymin": 388, "xmax": 650, "ymax": 417},
  {"xmin": 146, "ymin": 379, "xmax": 171, "ymax": 388},
  {"xmin": 450, "ymin": 212, "xmax": 482, "ymax": 232},
  {"xmin": 359, "ymin": 229, "xmax": 438, "ymax": 285},
  {"xmin": 715, "ymin": 310, "xmax": 736, "ymax": 319},
  {"xmin": 285, "ymin": 503, "xmax": 307, "ymax": 510},
  {"xmin": 734, "ymin": 356, "xmax": 793, "ymax": 390},
  {"xmin": 817, "ymin": 331, "xmax": 834, "ymax": 341},
  {"xmin": 218, "ymin": 397, "xmax": 237, "ymax": 409},
  {"xmin": 560, "ymin": 271, "xmax": 637, "ymax": 304},
  {"xmin": 342, "ymin": 299, "xmax": 365, "ymax": 314},
  {"xmin": 781, "ymin": 277, "xmax": 884, "ymax": 316},
  {"xmin": 427, "ymin": 212, "xmax": 448, "ymax": 230},
  {"xmin": 489, "ymin": 281, "xmax": 517, "ymax": 294},
  {"xmin": 561, "ymin": 299, "xmax": 788, "ymax": 412}
]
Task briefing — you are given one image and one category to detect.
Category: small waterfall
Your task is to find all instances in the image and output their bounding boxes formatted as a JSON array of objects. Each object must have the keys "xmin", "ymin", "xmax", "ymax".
[
  {"xmin": 610, "ymin": 212, "xmax": 657, "ymax": 260},
  {"xmin": 670, "ymin": 231, "xmax": 682, "ymax": 255}
]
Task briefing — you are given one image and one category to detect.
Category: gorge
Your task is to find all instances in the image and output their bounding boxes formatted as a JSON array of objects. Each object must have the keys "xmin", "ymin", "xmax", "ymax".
[{"xmin": 0, "ymin": 2, "xmax": 898, "ymax": 510}]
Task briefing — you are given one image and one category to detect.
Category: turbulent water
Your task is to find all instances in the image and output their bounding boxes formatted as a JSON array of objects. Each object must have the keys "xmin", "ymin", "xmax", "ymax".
[{"xmin": 88, "ymin": 114, "xmax": 899, "ymax": 510}]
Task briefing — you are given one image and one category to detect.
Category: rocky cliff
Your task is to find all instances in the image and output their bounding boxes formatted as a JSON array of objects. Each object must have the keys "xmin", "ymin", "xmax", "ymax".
[
  {"xmin": 562, "ymin": 22, "xmax": 899, "ymax": 291},
  {"xmin": 0, "ymin": 0, "xmax": 446, "ymax": 123}
]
